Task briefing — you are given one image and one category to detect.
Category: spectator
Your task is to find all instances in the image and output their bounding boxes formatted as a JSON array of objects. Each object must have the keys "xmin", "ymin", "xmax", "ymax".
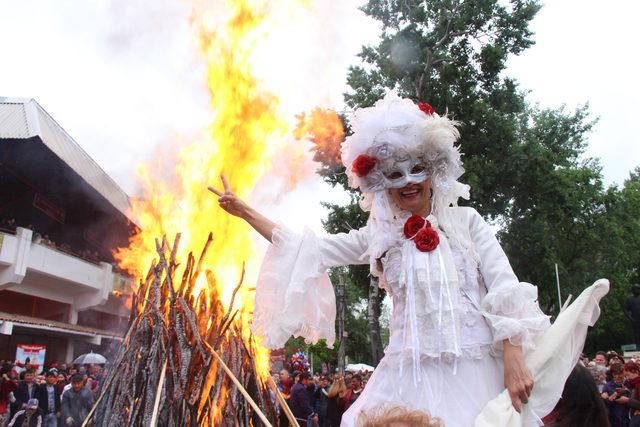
[
  {"xmin": 341, "ymin": 374, "xmax": 363, "ymax": 413},
  {"xmin": 542, "ymin": 364, "xmax": 610, "ymax": 426},
  {"xmin": 36, "ymin": 369, "xmax": 61, "ymax": 427},
  {"xmin": 7, "ymin": 398, "xmax": 43, "ymax": 427},
  {"xmin": 315, "ymin": 376, "xmax": 331, "ymax": 427},
  {"xmin": 617, "ymin": 362, "xmax": 640, "ymax": 426},
  {"xmin": 613, "ymin": 355, "xmax": 627, "ymax": 366},
  {"xmin": 290, "ymin": 372, "xmax": 318, "ymax": 426},
  {"xmin": 56, "ymin": 373, "xmax": 67, "ymax": 395},
  {"xmin": 61, "ymin": 374, "xmax": 93, "ymax": 427},
  {"xmin": 595, "ymin": 351, "xmax": 608, "ymax": 367},
  {"xmin": 602, "ymin": 363, "xmax": 630, "ymax": 427},
  {"xmin": 1, "ymin": 364, "xmax": 18, "ymax": 427},
  {"xmin": 592, "ymin": 352, "xmax": 609, "ymax": 392},
  {"xmin": 326, "ymin": 376, "xmax": 346, "ymax": 427},
  {"xmin": 306, "ymin": 375, "xmax": 317, "ymax": 415},
  {"xmin": 14, "ymin": 369, "xmax": 38, "ymax": 412}
]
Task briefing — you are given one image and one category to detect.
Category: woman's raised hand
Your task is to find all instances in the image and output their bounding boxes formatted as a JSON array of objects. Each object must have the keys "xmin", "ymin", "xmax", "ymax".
[
  {"xmin": 208, "ymin": 174, "xmax": 249, "ymax": 219},
  {"xmin": 208, "ymin": 175, "xmax": 276, "ymax": 242}
]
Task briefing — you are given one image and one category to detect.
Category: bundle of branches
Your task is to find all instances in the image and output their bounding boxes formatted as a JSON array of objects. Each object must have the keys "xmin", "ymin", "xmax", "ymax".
[{"xmin": 85, "ymin": 233, "xmax": 282, "ymax": 426}]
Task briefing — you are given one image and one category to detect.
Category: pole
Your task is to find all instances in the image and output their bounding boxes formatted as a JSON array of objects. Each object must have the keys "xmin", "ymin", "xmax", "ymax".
[
  {"xmin": 337, "ymin": 274, "xmax": 346, "ymax": 375},
  {"xmin": 555, "ymin": 263, "xmax": 562, "ymax": 314},
  {"xmin": 210, "ymin": 349, "xmax": 273, "ymax": 427},
  {"xmin": 150, "ymin": 360, "xmax": 167, "ymax": 427},
  {"xmin": 266, "ymin": 377, "xmax": 300, "ymax": 427}
]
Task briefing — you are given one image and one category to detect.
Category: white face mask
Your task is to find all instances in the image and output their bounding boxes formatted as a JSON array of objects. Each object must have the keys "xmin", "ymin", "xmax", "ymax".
[
  {"xmin": 380, "ymin": 158, "xmax": 430, "ymax": 189},
  {"xmin": 358, "ymin": 128, "xmax": 432, "ymax": 190}
]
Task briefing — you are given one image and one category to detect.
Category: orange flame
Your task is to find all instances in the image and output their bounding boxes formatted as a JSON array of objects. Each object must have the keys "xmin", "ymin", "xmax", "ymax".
[
  {"xmin": 294, "ymin": 108, "xmax": 345, "ymax": 165},
  {"xmin": 114, "ymin": 0, "xmax": 292, "ymax": 379},
  {"xmin": 114, "ymin": 2, "xmax": 343, "ymax": 404}
]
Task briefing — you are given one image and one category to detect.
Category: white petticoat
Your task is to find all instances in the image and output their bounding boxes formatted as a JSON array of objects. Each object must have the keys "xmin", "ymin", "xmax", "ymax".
[{"xmin": 341, "ymin": 349, "xmax": 504, "ymax": 427}]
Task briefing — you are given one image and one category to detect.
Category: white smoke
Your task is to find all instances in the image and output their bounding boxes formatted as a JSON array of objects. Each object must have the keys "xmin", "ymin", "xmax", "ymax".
[{"xmin": 0, "ymin": 0, "xmax": 379, "ymax": 233}]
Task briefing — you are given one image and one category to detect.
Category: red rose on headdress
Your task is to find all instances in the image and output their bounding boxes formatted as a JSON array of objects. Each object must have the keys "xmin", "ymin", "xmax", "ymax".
[
  {"xmin": 351, "ymin": 154, "xmax": 377, "ymax": 177},
  {"xmin": 414, "ymin": 227, "xmax": 439, "ymax": 252},
  {"xmin": 403, "ymin": 214, "xmax": 428, "ymax": 239},
  {"xmin": 418, "ymin": 102, "xmax": 435, "ymax": 115}
]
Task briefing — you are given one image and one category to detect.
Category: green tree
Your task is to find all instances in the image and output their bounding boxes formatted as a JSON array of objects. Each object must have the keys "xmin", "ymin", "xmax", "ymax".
[
  {"xmin": 584, "ymin": 169, "xmax": 640, "ymax": 352},
  {"xmin": 345, "ymin": 0, "xmax": 541, "ymax": 217}
]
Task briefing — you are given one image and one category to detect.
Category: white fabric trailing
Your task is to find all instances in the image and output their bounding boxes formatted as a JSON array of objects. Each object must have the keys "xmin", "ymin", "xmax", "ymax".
[{"xmin": 475, "ymin": 279, "xmax": 609, "ymax": 427}]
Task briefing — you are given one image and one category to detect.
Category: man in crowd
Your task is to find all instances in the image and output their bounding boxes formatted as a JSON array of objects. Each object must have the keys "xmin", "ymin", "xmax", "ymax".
[
  {"xmin": 341, "ymin": 374, "xmax": 363, "ymax": 413},
  {"xmin": 8, "ymin": 398, "xmax": 43, "ymax": 427},
  {"xmin": 36, "ymin": 369, "xmax": 61, "ymax": 427},
  {"xmin": 277, "ymin": 369, "xmax": 292, "ymax": 426},
  {"xmin": 14, "ymin": 368, "xmax": 37, "ymax": 412},
  {"xmin": 595, "ymin": 351, "xmax": 608, "ymax": 366},
  {"xmin": 290, "ymin": 372, "xmax": 318, "ymax": 426},
  {"xmin": 61, "ymin": 374, "xmax": 93, "ymax": 427},
  {"xmin": 314, "ymin": 376, "xmax": 330, "ymax": 427}
]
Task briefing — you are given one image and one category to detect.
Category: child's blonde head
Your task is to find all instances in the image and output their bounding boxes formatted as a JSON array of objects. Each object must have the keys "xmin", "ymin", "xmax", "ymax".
[{"xmin": 356, "ymin": 405, "xmax": 442, "ymax": 427}]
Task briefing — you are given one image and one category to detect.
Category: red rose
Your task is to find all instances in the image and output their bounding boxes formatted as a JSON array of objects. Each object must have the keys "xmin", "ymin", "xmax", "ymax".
[
  {"xmin": 414, "ymin": 227, "xmax": 439, "ymax": 252},
  {"xmin": 403, "ymin": 214, "xmax": 427, "ymax": 239},
  {"xmin": 351, "ymin": 154, "xmax": 377, "ymax": 177},
  {"xmin": 418, "ymin": 102, "xmax": 435, "ymax": 115}
]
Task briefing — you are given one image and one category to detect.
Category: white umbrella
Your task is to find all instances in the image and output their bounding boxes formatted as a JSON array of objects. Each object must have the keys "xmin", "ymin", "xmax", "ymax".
[
  {"xmin": 346, "ymin": 363, "xmax": 375, "ymax": 372},
  {"xmin": 73, "ymin": 351, "xmax": 107, "ymax": 365}
]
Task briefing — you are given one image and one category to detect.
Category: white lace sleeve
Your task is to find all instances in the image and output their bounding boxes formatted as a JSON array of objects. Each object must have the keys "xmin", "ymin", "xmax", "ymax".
[
  {"xmin": 467, "ymin": 208, "xmax": 550, "ymax": 351},
  {"xmin": 251, "ymin": 225, "xmax": 369, "ymax": 349}
]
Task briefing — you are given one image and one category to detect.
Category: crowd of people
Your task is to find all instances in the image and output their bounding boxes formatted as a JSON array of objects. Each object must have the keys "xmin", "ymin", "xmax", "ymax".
[
  {"xmin": 275, "ymin": 368, "xmax": 372, "ymax": 427},
  {"xmin": 0, "ymin": 360, "xmax": 103, "ymax": 427},
  {"xmin": 579, "ymin": 350, "xmax": 640, "ymax": 427},
  {"xmin": 270, "ymin": 350, "xmax": 640, "ymax": 427}
]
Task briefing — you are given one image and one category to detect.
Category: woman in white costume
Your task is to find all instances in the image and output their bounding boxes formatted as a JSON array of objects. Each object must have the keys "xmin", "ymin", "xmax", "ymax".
[{"xmin": 209, "ymin": 92, "xmax": 589, "ymax": 426}]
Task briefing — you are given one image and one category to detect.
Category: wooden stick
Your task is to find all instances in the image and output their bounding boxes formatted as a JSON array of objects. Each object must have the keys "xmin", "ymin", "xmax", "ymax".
[
  {"xmin": 150, "ymin": 360, "xmax": 168, "ymax": 427},
  {"xmin": 266, "ymin": 377, "xmax": 300, "ymax": 427},
  {"xmin": 80, "ymin": 372, "xmax": 115, "ymax": 427},
  {"xmin": 210, "ymin": 348, "xmax": 273, "ymax": 427}
]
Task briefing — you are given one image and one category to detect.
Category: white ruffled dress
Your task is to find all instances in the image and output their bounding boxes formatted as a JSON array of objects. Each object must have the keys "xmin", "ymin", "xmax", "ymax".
[{"xmin": 252, "ymin": 207, "xmax": 552, "ymax": 426}]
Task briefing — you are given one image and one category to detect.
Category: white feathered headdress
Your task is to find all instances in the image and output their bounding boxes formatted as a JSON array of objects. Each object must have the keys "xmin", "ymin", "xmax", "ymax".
[{"xmin": 340, "ymin": 91, "xmax": 472, "ymax": 273}]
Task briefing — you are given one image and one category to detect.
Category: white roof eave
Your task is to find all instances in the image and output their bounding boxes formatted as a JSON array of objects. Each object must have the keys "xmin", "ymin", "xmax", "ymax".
[{"xmin": 0, "ymin": 97, "xmax": 132, "ymax": 219}]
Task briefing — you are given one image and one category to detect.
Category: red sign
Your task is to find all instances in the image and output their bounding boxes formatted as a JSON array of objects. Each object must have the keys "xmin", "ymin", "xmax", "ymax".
[{"xmin": 33, "ymin": 193, "xmax": 65, "ymax": 223}]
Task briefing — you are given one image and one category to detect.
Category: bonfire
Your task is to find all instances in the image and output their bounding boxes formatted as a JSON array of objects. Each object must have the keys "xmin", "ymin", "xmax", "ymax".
[
  {"xmin": 86, "ymin": 1, "xmax": 344, "ymax": 425},
  {"xmin": 85, "ymin": 234, "xmax": 298, "ymax": 426}
]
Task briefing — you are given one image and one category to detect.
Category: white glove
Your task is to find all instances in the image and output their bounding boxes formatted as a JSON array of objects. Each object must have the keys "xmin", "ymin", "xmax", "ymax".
[{"xmin": 66, "ymin": 417, "xmax": 75, "ymax": 425}]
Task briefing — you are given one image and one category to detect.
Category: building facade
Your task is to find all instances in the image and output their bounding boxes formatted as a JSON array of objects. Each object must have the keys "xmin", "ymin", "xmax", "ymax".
[{"xmin": 0, "ymin": 98, "xmax": 135, "ymax": 366}]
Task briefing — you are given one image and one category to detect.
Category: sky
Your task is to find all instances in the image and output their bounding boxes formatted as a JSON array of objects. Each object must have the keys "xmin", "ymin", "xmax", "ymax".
[
  {"xmin": 507, "ymin": 0, "xmax": 640, "ymax": 186},
  {"xmin": 0, "ymin": 0, "xmax": 638, "ymax": 233}
]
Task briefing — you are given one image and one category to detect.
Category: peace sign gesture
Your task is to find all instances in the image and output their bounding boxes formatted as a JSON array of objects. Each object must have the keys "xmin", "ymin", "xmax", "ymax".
[
  {"xmin": 207, "ymin": 174, "xmax": 276, "ymax": 242},
  {"xmin": 208, "ymin": 174, "xmax": 249, "ymax": 218}
]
